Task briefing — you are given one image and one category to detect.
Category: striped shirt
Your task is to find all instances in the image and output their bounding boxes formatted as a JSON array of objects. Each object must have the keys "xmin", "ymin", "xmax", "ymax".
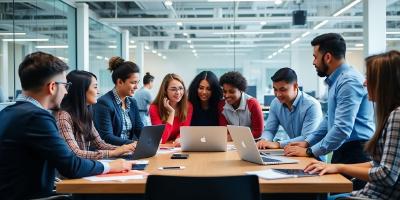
[
  {"xmin": 112, "ymin": 88, "xmax": 133, "ymax": 140},
  {"xmin": 353, "ymin": 107, "xmax": 400, "ymax": 199},
  {"xmin": 55, "ymin": 110, "xmax": 117, "ymax": 160}
]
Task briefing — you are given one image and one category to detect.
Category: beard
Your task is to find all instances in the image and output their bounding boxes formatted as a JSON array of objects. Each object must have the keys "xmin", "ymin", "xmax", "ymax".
[{"xmin": 315, "ymin": 59, "xmax": 329, "ymax": 77}]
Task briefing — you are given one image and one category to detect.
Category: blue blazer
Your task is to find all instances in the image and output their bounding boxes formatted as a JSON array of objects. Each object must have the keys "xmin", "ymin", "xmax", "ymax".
[
  {"xmin": 93, "ymin": 90, "xmax": 143, "ymax": 146},
  {"xmin": 0, "ymin": 101, "xmax": 104, "ymax": 200}
]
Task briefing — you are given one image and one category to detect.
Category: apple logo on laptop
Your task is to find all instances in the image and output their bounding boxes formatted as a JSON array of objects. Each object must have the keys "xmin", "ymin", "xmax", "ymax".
[
  {"xmin": 241, "ymin": 141, "xmax": 247, "ymax": 148},
  {"xmin": 200, "ymin": 136, "xmax": 207, "ymax": 143}
]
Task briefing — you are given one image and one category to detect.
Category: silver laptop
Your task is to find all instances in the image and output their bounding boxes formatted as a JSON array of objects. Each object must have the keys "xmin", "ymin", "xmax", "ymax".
[
  {"xmin": 180, "ymin": 126, "xmax": 227, "ymax": 152},
  {"xmin": 228, "ymin": 125, "xmax": 298, "ymax": 165}
]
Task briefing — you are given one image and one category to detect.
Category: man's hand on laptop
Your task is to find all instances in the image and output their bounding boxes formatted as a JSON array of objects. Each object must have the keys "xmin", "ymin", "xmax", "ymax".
[
  {"xmin": 108, "ymin": 159, "xmax": 133, "ymax": 173},
  {"xmin": 286, "ymin": 141, "xmax": 309, "ymax": 148},
  {"xmin": 256, "ymin": 139, "xmax": 280, "ymax": 149},
  {"xmin": 173, "ymin": 138, "xmax": 181, "ymax": 147}
]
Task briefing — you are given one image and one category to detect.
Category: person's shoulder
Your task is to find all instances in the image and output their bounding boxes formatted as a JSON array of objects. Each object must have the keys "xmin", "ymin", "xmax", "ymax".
[
  {"xmin": 301, "ymin": 92, "xmax": 320, "ymax": 106},
  {"xmin": 246, "ymin": 96, "xmax": 260, "ymax": 106},
  {"xmin": 96, "ymin": 91, "xmax": 114, "ymax": 107},
  {"xmin": 55, "ymin": 110, "xmax": 72, "ymax": 122},
  {"xmin": 388, "ymin": 107, "xmax": 400, "ymax": 122}
]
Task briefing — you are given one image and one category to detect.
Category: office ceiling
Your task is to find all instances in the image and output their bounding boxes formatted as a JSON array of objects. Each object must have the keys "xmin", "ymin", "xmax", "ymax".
[
  {"xmin": 78, "ymin": 0, "xmax": 400, "ymax": 58},
  {"xmin": 1, "ymin": 0, "xmax": 399, "ymax": 59}
]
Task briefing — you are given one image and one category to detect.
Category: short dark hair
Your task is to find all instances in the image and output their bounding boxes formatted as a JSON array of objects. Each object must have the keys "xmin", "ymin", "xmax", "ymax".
[
  {"xmin": 18, "ymin": 51, "xmax": 69, "ymax": 91},
  {"xmin": 143, "ymin": 72, "xmax": 155, "ymax": 85},
  {"xmin": 271, "ymin": 67, "xmax": 297, "ymax": 83},
  {"xmin": 219, "ymin": 71, "xmax": 247, "ymax": 91},
  {"xmin": 311, "ymin": 33, "xmax": 346, "ymax": 60},
  {"xmin": 108, "ymin": 56, "xmax": 140, "ymax": 84},
  {"xmin": 188, "ymin": 71, "xmax": 223, "ymax": 110}
]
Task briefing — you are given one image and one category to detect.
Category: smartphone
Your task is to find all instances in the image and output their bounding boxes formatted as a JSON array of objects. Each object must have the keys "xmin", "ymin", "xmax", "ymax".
[
  {"xmin": 132, "ymin": 164, "xmax": 148, "ymax": 170},
  {"xmin": 171, "ymin": 153, "xmax": 189, "ymax": 159}
]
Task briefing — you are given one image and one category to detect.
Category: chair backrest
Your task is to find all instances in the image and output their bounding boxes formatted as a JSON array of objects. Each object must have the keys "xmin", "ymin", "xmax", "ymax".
[{"xmin": 144, "ymin": 175, "xmax": 260, "ymax": 200}]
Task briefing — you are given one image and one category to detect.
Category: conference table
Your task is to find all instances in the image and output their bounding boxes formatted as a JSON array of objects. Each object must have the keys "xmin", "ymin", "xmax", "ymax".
[{"xmin": 56, "ymin": 147, "xmax": 352, "ymax": 200}]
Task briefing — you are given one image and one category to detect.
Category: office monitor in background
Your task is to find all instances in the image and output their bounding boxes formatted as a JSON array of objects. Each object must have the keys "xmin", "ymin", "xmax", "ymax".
[
  {"xmin": 246, "ymin": 86, "xmax": 257, "ymax": 98},
  {"xmin": 264, "ymin": 95, "xmax": 275, "ymax": 106}
]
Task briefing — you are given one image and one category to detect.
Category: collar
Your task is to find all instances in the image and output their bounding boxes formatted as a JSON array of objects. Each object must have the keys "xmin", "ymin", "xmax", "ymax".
[
  {"xmin": 284, "ymin": 90, "xmax": 302, "ymax": 110},
  {"xmin": 224, "ymin": 92, "xmax": 250, "ymax": 111},
  {"xmin": 112, "ymin": 88, "xmax": 131, "ymax": 110},
  {"xmin": 16, "ymin": 94, "xmax": 46, "ymax": 110},
  {"xmin": 325, "ymin": 63, "xmax": 350, "ymax": 87}
]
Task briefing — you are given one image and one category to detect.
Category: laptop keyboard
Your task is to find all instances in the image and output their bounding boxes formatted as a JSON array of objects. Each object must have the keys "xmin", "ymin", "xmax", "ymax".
[{"xmin": 261, "ymin": 157, "xmax": 281, "ymax": 163}]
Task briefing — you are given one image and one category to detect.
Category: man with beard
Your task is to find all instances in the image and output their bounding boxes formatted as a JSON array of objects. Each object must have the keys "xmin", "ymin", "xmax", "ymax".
[
  {"xmin": 283, "ymin": 33, "xmax": 374, "ymax": 189},
  {"xmin": 0, "ymin": 52, "xmax": 133, "ymax": 200}
]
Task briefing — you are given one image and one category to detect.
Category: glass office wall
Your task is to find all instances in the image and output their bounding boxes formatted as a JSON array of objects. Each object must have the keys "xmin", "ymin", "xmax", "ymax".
[
  {"xmin": 89, "ymin": 18, "xmax": 122, "ymax": 95},
  {"xmin": 0, "ymin": 0, "xmax": 76, "ymax": 100}
]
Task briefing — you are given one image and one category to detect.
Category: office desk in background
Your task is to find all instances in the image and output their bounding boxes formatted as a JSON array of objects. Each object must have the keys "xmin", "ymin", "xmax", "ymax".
[{"xmin": 56, "ymin": 149, "xmax": 351, "ymax": 200}]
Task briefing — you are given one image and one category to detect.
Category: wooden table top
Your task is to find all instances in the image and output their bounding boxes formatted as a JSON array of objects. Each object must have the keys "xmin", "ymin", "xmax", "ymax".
[{"xmin": 56, "ymin": 149, "xmax": 352, "ymax": 194}]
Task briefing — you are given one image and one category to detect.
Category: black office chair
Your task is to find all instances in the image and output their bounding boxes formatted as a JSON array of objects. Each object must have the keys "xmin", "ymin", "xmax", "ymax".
[{"xmin": 144, "ymin": 175, "xmax": 261, "ymax": 200}]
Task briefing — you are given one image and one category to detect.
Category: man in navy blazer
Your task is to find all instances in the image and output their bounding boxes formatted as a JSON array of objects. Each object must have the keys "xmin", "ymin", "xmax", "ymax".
[
  {"xmin": 0, "ymin": 52, "xmax": 133, "ymax": 200},
  {"xmin": 93, "ymin": 91, "xmax": 144, "ymax": 146}
]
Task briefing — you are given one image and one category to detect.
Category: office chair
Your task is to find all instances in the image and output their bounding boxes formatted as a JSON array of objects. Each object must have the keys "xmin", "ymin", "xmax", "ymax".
[{"xmin": 144, "ymin": 175, "xmax": 261, "ymax": 200}]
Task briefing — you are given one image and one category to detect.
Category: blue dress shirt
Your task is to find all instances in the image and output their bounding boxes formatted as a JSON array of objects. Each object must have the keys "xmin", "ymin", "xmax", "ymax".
[
  {"xmin": 261, "ymin": 91, "xmax": 323, "ymax": 148},
  {"xmin": 305, "ymin": 64, "xmax": 375, "ymax": 157}
]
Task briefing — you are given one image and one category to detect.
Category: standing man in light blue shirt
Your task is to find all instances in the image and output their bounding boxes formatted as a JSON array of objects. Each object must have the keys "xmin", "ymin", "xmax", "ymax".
[
  {"xmin": 285, "ymin": 33, "xmax": 374, "ymax": 169},
  {"xmin": 256, "ymin": 67, "xmax": 322, "ymax": 149}
]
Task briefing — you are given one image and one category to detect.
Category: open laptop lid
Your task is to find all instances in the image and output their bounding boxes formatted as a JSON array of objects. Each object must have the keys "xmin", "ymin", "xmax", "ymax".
[
  {"xmin": 130, "ymin": 124, "xmax": 165, "ymax": 160},
  {"xmin": 180, "ymin": 126, "xmax": 227, "ymax": 152},
  {"xmin": 228, "ymin": 125, "xmax": 298, "ymax": 165}
]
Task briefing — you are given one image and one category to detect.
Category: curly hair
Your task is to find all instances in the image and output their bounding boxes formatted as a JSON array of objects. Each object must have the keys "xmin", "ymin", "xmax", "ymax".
[{"xmin": 219, "ymin": 71, "xmax": 247, "ymax": 91}]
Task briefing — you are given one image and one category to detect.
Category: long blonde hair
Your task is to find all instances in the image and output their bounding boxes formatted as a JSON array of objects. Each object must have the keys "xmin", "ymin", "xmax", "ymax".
[
  {"xmin": 152, "ymin": 73, "xmax": 189, "ymax": 122},
  {"xmin": 365, "ymin": 50, "xmax": 400, "ymax": 155}
]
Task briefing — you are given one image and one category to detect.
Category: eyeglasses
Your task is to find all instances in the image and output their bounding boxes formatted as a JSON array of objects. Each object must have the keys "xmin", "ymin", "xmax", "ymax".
[
  {"xmin": 55, "ymin": 81, "xmax": 72, "ymax": 91},
  {"xmin": 167, "ymin": 87, "xmax": 184, "ymax": 93}
]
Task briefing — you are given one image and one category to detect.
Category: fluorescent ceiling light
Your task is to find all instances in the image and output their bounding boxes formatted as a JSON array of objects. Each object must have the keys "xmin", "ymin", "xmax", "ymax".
[
  {"xmin": 144, "ymin": 45, "xmax": 150, "ymax": 50},
  {"xmin": 213, "ymin": 31, "xmax": 274, "ymax": 35},
  {"xmin": 152, "ymin": 50, "xmax": 157, "ymax": 54},
  {"xmin": 211, "ymin": 44, "xmax": 257, "ymax": 48},
  {"xmin": 192, "ymin": 50, "xmax": 196, "ymax": 53},
  {"xmin": 35, "ymin": 45, "xmax": 68, "ymax": 49},
  {"xmin": 355, "ymin": 43, "xmax": 364, "ymax": 47},
  {"xmin": 313, "ymin": 20, "xmax": 329, "ymax": 30},
  {"xmin": 108, "ymin": 45, "xmax": 117, "ymax": 49},
  {"xmin": 157, "ymin": 53, "xmax": 162, "ymax": 56},
  {"xmin": 130, "ymin": 40, "xmax": 135, "ymax": 44},
  {"xmin": 386, "ymin": 32, "xmax": 400, "ymax": 35},
  {"xmin": 164, "ymin": 0, "xmax": 173, "ymax": 6},
  {"xmin": 208, "ymin": 0, "xmax": 277, "ymax": 2},
  {"xmin": 268, "ymin": 55, "xmax": 273, "ymax": 59},
  {"xmin": 260, "ymin": 21, "xmax": 267, "ymax": 26},
  {"xmin": 129, "ymin": 45, "xmax": 137, "ymax": 48},
  {"xmin": 332, "ymin": 0, "xmax": 362, "ymax": 17},
  {"xmin": 272, "ymin": 52, "xmax": 278, "ymax": 56},
  {"xmin": 283, "ymin": 44, "xmax": 290, "ymax": 49},
  {"xmin": 96, "ymin": 56, "xmax": 103, "ymax": 60},
  {"xmin": 274, "ymin": 0, "xmax": 283, "ymax": 5},
  {"xmin": 189, "ymin": 45, "xmax": 194, "ymax": 49},
  {"xmin": 0, "ymin": 32, "xmax": 26, "ymax": 36},
  {"xmin": 187, "ymin": 40, "xmax": 192, "ymax": 44},
  {"xmin": 347, "ymin": 47, "xmax": 363, "ymax": 50},
  {"xmin": 162, "ymin": 56, "xmax": 167, "ymax": 59},
  {"xmin": 183, "ymin": 32, "xmax": 188, "ymax": 36},
  {"xmin": 291, "ymin": 37, "xmax": 301, "ymax": 44},
  {"xmin": 176, "ymin": 21, "xmax": 183, "ymax": 26},
  {"xmin": 2, "ymin": 38, "xmax": 48, "ymax": 42},
  {"xmin": 301, "ymin": 31, "xmax": 311, "ymax": 38},
  {"xmin": 387, "ymin": 38, "xmax": 400, "ymax": 41},
  {"xmin": 278, "ymin": 48, "xmax": 283, "ymax": 53}
]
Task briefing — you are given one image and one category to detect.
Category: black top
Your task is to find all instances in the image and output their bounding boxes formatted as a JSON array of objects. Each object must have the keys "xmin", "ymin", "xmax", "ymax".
[
  {"xmin": 190, "ymin": 105, "xmax": 219, "ymax": 126},
  {"xmin": 0, "ymin": 101, "xmax": 103, "ymax": 200}
]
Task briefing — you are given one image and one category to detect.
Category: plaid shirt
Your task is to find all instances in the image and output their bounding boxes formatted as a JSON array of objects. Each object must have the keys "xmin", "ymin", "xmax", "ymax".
[
  {"xmin": 112, "ymin": 88, "xmax": 133, "ymax": 140},
  {"xmin": 353, "ymin": 107, "xmax": 400, "ymax": 199},
  {"xmin": 55, "ymin": 110, "xmax": 117, "ymax": 159}
]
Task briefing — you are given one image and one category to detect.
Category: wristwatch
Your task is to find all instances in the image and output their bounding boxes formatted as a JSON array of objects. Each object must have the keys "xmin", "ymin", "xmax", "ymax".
[{"xmin": 306, "ymin": 147, "xmax": 314, "ymax": 157}]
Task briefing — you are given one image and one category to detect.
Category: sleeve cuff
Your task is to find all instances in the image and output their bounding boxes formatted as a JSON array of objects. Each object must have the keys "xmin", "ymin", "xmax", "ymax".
[
  {"xmin": 100, "ymin": 161, "xmax": 111, "ymax": 174},
  {"xmin": 279, "ymin": 141, "xmax": 288, "ymax": 148},
  {"xmin": 310, "ymin": 144, "xmax": 325, "ymax": 157}
]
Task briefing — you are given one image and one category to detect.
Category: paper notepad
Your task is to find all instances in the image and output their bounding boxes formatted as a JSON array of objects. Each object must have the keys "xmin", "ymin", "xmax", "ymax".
[
  {"xmin": 84, "ymin": 170, "xmax": 148, "ymax": 182},
  {"xmin": 246, "ymin": 169, "xmax": 317, "ymax": 180}
]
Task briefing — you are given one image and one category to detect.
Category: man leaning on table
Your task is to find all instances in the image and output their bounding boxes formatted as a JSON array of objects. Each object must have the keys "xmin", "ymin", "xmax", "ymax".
[
  {"xmin": 284, "ymin": 33, "xmax": 374, "ymax": 189},
  {"xmin": 256, "ymin": 67, "xmax": 323, "ymax": 149},
  {"xmin": 0, "ymin": 52, "xmax": 134, "ymax": 200}
]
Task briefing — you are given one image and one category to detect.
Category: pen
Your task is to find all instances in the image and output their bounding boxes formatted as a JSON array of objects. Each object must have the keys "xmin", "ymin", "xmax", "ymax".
[{"xmin": 158, "ymin": 166, "xmax": 185, "ymax": 170}]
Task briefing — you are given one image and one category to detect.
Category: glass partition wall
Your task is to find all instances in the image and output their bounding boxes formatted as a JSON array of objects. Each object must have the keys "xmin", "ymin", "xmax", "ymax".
[{"xmin": 0, "ymin": 0, "xmax": 76, "ymax": 100}]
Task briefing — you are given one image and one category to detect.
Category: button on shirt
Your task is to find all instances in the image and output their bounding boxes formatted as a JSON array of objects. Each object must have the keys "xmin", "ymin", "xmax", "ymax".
[
  {"xmin": 261, "ymin": 91, "xmax": 323, "ymax": 148},
  {"xmin": 305, "ymin": 64, "xmax": 375, "ymax": 157},
  {"xmin": 112, "ymin": 88, "xmax": 133, "ymax": 140}
]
